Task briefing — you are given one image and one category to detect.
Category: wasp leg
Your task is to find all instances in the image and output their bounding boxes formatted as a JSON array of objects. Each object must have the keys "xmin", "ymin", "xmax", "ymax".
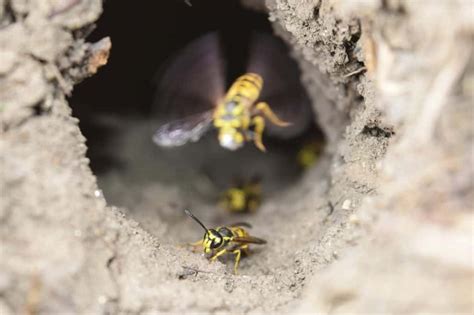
[
  {"xmin": 233, "ymin": 249, "xmax": 242, "ymax": 275},
  {"xmin": 183, "ymin": 240, "xmax": 203, "ymax": 252},
  {"xmin": 242, "ymin": 247, "xmax": 250, "ymax": 256},
  {"xmin": 254, "ymin": 102, "xmax": 291, "ymax": 127},
  {"xmin": 210, "ymin": 249, "xmax": 227, "ymax": 262},
  {"xmin": 251, "ymin": 116, "xmax": 266, "ymax": 152},
  {"xmin": 189, "ymin": 240, "xmax": 203, "ymax": 247}
]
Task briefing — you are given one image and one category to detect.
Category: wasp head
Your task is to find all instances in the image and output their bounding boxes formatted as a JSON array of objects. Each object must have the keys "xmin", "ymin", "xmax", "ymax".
[
  {"xmin": 218, "ymin": 127, "xmax": 244, "ymax": 151},
  {"xmin": 185, "ymin": 209, "xmax": 228, "ymax": 254},
  {"xmin": 202, "ymin": 229, "xmax": 224, "ymax": 253}
]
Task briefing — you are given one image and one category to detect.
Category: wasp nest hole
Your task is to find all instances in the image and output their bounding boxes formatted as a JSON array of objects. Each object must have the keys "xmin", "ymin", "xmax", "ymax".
[{"xmin": 1, "ymin": 0, "xmax": 472, "ymax": 314}]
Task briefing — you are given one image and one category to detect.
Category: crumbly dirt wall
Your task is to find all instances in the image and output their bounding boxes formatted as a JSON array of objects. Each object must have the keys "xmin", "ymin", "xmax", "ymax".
[{"xmin": 0, "ymin": 0, "xmax": 472, "ymax": 314}]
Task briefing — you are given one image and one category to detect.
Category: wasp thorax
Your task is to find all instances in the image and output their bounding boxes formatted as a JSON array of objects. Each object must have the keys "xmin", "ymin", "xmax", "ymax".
[{"xmin": 217, "ymin": 227, "xmax": 233, "ymax": 238}]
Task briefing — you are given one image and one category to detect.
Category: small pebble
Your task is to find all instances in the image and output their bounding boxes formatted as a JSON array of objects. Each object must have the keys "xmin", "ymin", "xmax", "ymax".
[
  {"xmin": 342, "ymin": 199, "xmax": 352, "ymax": 210},
  {"xmin": 97, "ymin": 295, "xmax": 107, "ymax": 304}
]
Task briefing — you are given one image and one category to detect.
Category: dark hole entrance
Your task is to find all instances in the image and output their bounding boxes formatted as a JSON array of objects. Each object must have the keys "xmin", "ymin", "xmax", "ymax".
[{"xmin": 71, "ymin": 0, "xmax": 325, "ymax": 237}]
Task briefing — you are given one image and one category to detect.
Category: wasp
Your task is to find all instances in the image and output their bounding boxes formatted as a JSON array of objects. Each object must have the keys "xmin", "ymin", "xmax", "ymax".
[
  {"xmin": 152, "ymin": 32, "xmax": 312, "ymax": 152},
  {"xmin": 220, "ymin": 176, "xmax": 262, "ymax": 213},
  {"xmin": 184, "ymin": 209, "xmax": 266, "ymax": 274},
  {"xmin": 296, "ymin": 140, "xmax": 324, "ymax": 169}
]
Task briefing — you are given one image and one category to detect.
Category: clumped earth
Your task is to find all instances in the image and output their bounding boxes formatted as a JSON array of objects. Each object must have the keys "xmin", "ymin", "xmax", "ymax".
[{"xmin": 1, "ymin": 0, "xmax": 472, "ymax": 314}]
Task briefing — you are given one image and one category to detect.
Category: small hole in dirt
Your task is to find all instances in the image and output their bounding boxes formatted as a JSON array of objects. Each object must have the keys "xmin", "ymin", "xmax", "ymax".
[
  {"xmin": 362, "ymin": 125, "xmax": 394, "ymax": 138},
  {"xmin": 71, "ymin": 0, "xmax": 326, "ymax": 245},
  {"xmin": 32, "ymin": 102, "xmax": 44, "ymax": 116},
  {"xmin": 313, "ymin": 5, "xmax": 321, "ymax": 20}
]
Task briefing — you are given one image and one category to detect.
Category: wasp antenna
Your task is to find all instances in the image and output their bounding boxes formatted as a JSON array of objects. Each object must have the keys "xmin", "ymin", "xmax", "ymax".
[{"xmin": 184, "ymin": 209, "xmax": 209, "ymax": 231}]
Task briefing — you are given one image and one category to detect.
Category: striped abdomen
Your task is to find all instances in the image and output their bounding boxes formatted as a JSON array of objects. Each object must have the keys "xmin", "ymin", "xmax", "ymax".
[{"xmin": 224, "ymin": 73, "xmax": 263, "ymax": 106}]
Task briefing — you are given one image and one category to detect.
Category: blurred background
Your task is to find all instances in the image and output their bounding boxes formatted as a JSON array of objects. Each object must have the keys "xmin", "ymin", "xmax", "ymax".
[{"xmin": 70, "ymin": 0, "xmax": 324, "ymax": 236}]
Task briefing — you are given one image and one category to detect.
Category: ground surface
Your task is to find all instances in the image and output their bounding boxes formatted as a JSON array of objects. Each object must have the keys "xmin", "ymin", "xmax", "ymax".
[{"xmin": 0, "ymin": 0, "xmax": 472, "ymax": 314}]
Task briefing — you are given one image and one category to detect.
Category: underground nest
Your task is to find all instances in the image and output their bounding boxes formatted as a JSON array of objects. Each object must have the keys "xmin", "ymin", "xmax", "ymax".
[{"xmin": 1, "ymin": 0, "xmax": 472, "ymax": 314}]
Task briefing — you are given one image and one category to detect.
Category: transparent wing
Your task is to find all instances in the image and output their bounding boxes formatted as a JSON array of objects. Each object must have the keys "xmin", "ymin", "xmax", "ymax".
[
  {"xmin": 152, "ymin": 32, "xmax": 226, "ymax": 119},
  {"xmin": 232, "ymin": 235, "xmax": 267, "ymax": 245},
  {"xmin": 247, "ymin": 32, "xmax": 312, "ymax": 138},
  {"xmin": 153, "ymin": 111, "xmax": 213, "ymax": 147}
]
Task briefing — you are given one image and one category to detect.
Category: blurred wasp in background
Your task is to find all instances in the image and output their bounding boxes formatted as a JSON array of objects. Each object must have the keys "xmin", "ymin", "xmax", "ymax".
[
  {"xmin": 184, "ymin": 209, "xmax": 266, "ymax": 274},
  {"xmin": 152, "ymin": 31, "xmax": 312, "ymax": 152},
  {"xmin": 219, "ymin": 176, "xmax": 262, "ymax": 213},
  {"xmin": 296, "ymin": 140, "xmax": 324, "ymax": 169}
]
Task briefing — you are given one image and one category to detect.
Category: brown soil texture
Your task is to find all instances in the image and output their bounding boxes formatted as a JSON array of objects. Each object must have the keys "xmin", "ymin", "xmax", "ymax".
[{"xmin": 1, "ymin": 0, "xmax": 472, "ymax": 314}]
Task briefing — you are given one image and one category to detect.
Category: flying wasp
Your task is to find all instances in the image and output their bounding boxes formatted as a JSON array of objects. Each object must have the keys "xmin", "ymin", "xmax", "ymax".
[
  {"xmin": 152, "ymin": 32, "xmax": 312, "ymax": 152},
  {"xmin": 184, "ymin": 209, "xmax": 266, "ymax": 274}
]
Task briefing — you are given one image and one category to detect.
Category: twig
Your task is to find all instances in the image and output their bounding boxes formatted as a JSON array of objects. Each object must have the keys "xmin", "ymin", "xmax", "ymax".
[
  {"xmin": 24, "ymin": 275, "xmax": 42, "ymax": 315},
  {"xmin": 343, "ymin": 67, "xmax": 367, "ymax": 78},
  {"xmin": 182, "ymin": 265, "xmax": 214, "ymax": 274},
  {"xmin": 177, "ymin": 265, "xmax": 215, "ymax": 279},
  {"xmin": 45, "ymin": 63, "xmax": 73, "ymax": 95},
  {"xmin": 414, "ymin": 41, "xmax": 472, "ymax": 144}
]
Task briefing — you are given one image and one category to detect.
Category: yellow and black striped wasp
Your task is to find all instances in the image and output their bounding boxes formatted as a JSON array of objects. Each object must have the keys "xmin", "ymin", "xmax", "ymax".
[
  {"xmin": 220, "ymin": 176, "xmax": 262, "ymax": 213},
  {"xmin": 152, "ymin": 32, "xmax": 312, "ymax": 152},
  {"xmin": 184, "ymin": 209, "xmax": 266, "ymax": 274},
  {"xmin": 296, "ymin": 140, "xmax": 324, "ymax": 169}
]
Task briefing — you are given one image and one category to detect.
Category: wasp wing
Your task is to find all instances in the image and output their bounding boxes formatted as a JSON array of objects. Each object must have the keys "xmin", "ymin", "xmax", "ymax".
[
  {"xmin": 153, "ymin": 32, "xmax": 226, "ymax": 120},
  {"xmin": 247, "ymin": 32, "xmax": 312, "ymax": 138},
  {"xmin": 227, "ymin": 222, "xmax": 253, "ymax": 228},
  {"xmin": 232, "ymin": 235, "xmax": 267, "ymax": 245},
  {"xmin": 153, "ymin": 110, "xmax": 213, "ymax": 147}
]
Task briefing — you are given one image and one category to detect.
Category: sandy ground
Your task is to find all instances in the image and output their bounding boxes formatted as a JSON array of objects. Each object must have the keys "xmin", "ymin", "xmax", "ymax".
[{"xmin": 1, "ymin": 0, "xmax": 473, "ymax": 314}]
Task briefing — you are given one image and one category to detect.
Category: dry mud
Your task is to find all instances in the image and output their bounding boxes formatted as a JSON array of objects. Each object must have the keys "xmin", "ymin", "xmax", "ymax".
[{"xmin": 1, "ymin": 0, "xmax": 473, "ymax": 314}]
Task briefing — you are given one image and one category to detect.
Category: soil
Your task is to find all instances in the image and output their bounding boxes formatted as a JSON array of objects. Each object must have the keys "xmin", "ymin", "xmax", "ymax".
[{"xmin": 1, "ymin": 0, "xmax": 472, "ymax": 314}]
